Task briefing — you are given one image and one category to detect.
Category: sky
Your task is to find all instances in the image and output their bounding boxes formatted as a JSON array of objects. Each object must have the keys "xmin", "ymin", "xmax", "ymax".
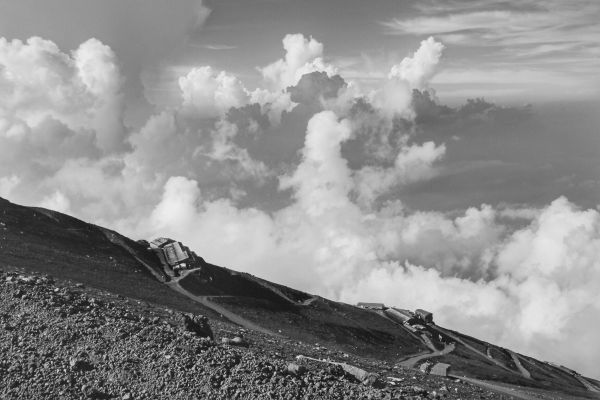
[{"xmin": 0, "ymin": 0, "xmax": 599, "ymax": 378}]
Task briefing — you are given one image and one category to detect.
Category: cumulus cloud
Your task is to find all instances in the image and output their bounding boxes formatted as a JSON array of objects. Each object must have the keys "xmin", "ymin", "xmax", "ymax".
[
  {"xmin": 389, "ymin": 37, "xmax": 445, "ymax": 90},
  {"xmin": 0, "ymin": 175, "xmax": 20, "ymax": 198},
  {"xmin": 354, "ymin": 141, "xmax": 446, "ymax": 205},
  {"xmin": 365, "ymin": 37, "xmax": 446, "ymax": 119},
  {"xmin": 249, "ymin": 88, "xmax": 294, "ymax": 125},
  {"xmin": 280, "ymin": 111, "xmax": 354, "ymax": 215},
  {"xmin": 39, "ymin": 190, "xmax": 71, "ymax": 213},
  {"xmin": 74, "ymin": 38, "xmax": 125, "ymax": 152},
  {"xmin": 179, "ymin": 66, "xmax": 250, "ymax": 117},
  {"xmin": 0, "ymin": 36, "xmax": 125, "ymax": 152},
  {"xmin": 287, "ymin": 71, "xmax": 347, "ymax": 106},
  {"xmin": 260, "ymin": 34, "xmax": 337, "ymax": 91},
  {"xmin": 249, "ymin": 34, "xmax": 341, "ymax": 125},
  {"xmin": 495, "ymin": 198, "xmax": 600, "ymax": 335},
  {"xmin": 201, "ymin": 119, "xmax": 271, "ymax": 180}
]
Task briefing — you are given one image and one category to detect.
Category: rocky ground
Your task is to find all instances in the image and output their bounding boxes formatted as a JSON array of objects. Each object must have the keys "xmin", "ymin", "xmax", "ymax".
[{"xmin": 0, "ymin": 267, "xmax": 516, "ymax": 399}]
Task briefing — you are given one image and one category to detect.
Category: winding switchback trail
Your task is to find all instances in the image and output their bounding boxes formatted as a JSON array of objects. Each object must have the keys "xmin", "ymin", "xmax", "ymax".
[
  {"xmin": 101, "ymin": 229, "xmax": 167, "ymax": 283},
  {"xmin": 430, "ymin": 325, "xmax": 525, "ymax": 376},
  {"xmin": 452, "ymin": 376, "xmax": 540, "ymax": 400},
  {"xmin": 507, "ymin": 350, "xmax": 532, "ymax": 379},
  {"xmin": 166, "ymin": 279, "xmax": 282, "ymax": 338},
  {"xmin": 573, "ymin": 376, "xmax": 600, "ymax": 393},
  {"xmin": 398, "ymin": 343, "xmax": 455, "ymax": 368}
]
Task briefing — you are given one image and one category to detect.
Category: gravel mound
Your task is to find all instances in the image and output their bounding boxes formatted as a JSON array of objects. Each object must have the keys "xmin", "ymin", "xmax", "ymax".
[{"xmin": 0, "ymin": 269, "xmax": 505, "ymax": 399}]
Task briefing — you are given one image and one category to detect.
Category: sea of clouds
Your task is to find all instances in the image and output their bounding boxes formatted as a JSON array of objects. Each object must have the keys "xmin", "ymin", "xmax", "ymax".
[{"xmin": 0, "ymin": 31, "xmax": 598, "ymax": 378}]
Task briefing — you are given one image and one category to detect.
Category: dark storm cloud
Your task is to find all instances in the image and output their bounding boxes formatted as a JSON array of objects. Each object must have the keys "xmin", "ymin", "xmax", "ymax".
[
  {"xmin": 287, "ymin": 71, "xmax": 346, "ymax": 105},
  {"xmin": 413, "ymin": 90, "xmax": 532, "ymax": 129}
]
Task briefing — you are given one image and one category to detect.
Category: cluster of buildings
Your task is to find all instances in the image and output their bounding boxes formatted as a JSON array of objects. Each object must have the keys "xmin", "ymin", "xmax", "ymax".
[{"xmin": 357, "ymin": 303, "xmax": 433, "ymax": 333}]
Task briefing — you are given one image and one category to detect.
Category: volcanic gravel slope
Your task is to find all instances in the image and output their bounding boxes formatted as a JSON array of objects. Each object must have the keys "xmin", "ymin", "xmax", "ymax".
[{"xmin": 0, "ymin": 268, "xmax": 516, "ymax": 400}]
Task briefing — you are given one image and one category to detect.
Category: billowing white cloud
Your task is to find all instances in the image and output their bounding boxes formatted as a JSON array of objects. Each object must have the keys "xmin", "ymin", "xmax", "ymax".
[
  {"xmin": 0, "ymin": 175, "xmax": 20, "ymax": 198},
  {"xmin": 39, "ymin": 190, "xmax": 71, "ymax": 213},
  {"xmin": 389, "ymin": 37, "xmax": 445, "ymax": 89},
  {"xmin": 366, "ymin": 37, "xmax": 445, "ymax": 118},
  {"xmin": 201, "ymin": 119, "xmax": 271, "ymax": 180},
  {"xmin": 260, "ymin": 34, "xmax": 337, "ymax": 91},
  {"xmin": 179, "ymin": 66, "xmax": 250, "ymax": 117},
  {"xmin": 494, "ymin": 197, "xmax": 600, "ymax": 339},
  {"xmin": 249, "ymin": 88, "xmax": 294, "ymax": 125},
  {"xmin": 150, "ymin": 176, "xmax": 203, "ymax": 231},
  {"xmin": 369, "ymin": 78, "xmax": 414, "ymax": 118},
  {"xmin": 354, "ymin": 141, "xmax": 446, "ymax": 205},
  {"xmin": 127, "ymin": 111, "xmax": 184, "ymax": 175},
  {"xmin": 0, "ymin": 36, "xmax": 125, "ymax": 152},
  {"xmin": 251, "ymin": 34, "xmax": 340, "ymax": 124},
  {"xmin": 74, "ymin": 38, "xmax": 125, "ymax": 152},
  {"xmin": 280, "ymin": 111, "xmax": 353, "ymax": 215},
  {"xmin": 47, "ymin": 157, "xmax": 150, "ymax": 225}
]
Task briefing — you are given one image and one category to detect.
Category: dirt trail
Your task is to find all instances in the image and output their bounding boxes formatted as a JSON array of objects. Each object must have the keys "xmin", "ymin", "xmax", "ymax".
[
  {"xmin": 430, "ymin": 325, "xmax": 522, "ymax": 376},
  {"xmin": 399, "ymin": 343, "xmax": 455, "ymax": 368},
  {"xmin": 302, "ymin": 296, "xmax": 318, "ymax": 306},
  {"xmin": 243, "ymin": 274, "xmax": 297, "ymax": 304},
  {"xmin": 244, "ymin": 273, "xmax": 320, "ymax": 307},
  {"xmin": 101, "ymin": 230, "xmax": 167, "ymax": 283},
  {"xmin": 171, "ymin": 268, "xmax": 200, "ymax": 282},
  {"xmin": 420, "ymin": 334, "xmax": 438, "ymax": 352},
  {"xmin": 374, "ymin": 310, "xmax": 430, "ymax": 346},
  {"xmin": 573, "ymin": 375, "xmax": 600, "ymax": 392},
  {"xmin": 507, "ymin": 350, "xmax": 532, "ymax": 379},
  {"xmin": 167, "ymin": 280, "xmax": 282, "ymax": 338},
  {"xmin": 452, "ymin": 376, "xmax": 540, "ymax": 400}
]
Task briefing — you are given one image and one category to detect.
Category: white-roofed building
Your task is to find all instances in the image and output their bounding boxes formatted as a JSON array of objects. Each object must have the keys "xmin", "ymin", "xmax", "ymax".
[{"xmin": 147, "ymin": 237, "xmax": 197, "ymax": 277}]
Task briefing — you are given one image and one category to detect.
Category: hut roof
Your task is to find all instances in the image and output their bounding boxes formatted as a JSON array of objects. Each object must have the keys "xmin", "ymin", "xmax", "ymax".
[
  {"xmin": 163, "ymin": 242, "xmax": 190, "ymax": 265},
  {"xmin": 430, "ymin": 363, "xmax": 450, "ymax": 376},
  {"xmin": 357, "ymin": 302, "xmax": 385, "ymax": 309},
  {"xmin": 150, "ymin": 237, "xmax": 174, "ymax": 249}
]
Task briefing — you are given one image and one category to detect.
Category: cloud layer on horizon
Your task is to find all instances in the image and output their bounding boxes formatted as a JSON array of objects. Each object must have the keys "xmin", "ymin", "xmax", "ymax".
[{"xmin": 0, "ymin": 30, "xmax": 599, "ymax": 379}]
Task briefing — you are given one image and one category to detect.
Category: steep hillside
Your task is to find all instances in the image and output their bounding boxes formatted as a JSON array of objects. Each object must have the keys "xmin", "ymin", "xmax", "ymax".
[
  {"xmin": 177, "ymin": 263, "xmax": 426, "ymax": 361},
  {"xmin": 1, "ymin": 267, "xmax": 515, "ymax": 400},
  {"xmin": 1, "ymin": 197, "xmax": 598, "ymax": 400},
  {"xmin": 0, "ymin": 197, "xmax": 216, "ymax": 318}
]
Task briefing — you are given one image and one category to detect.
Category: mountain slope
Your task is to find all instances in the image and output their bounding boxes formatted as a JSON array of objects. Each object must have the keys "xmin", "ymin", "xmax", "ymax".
[
  {"xmin": 1, "ymin": 197, "xmax": 598, "ymax": 400},
  {"xmin": 0, "ymin": 197, "xmax": 216, "ymax": 318}
]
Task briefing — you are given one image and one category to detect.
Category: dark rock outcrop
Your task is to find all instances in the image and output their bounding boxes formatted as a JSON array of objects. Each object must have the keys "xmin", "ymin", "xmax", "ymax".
[{"xmin": 180, "ymin": 312, "xmax": 214, "ymax": 339}]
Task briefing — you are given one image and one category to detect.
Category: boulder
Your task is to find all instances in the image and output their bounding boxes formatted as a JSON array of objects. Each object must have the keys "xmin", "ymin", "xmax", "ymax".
[
  {"xmin": 341, "ymin": 363, "xmax": 380, "ymax": 387},
  {"xmin": 221, "ymin": 336, "xmax": 248, "ymax": 347},
  {"xmin": 287, "ymin": 362, "xmax": 307, "ymax": 376},
  {"xmin": 180, "ymin": 313, "xmax": 214, "ymax": 339}
]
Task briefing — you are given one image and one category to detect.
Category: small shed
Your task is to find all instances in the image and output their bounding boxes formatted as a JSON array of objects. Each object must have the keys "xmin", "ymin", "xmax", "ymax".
[
  {"xmin": 430, "ymin": 363, "xmax": 450, "ymax": 377},
  {"xmin": 163, "ymin": 242, "xmax": 190, "ymax": 266},
  {"xmin": 415, "ymin": 309, "xmax": 433, "ymax": 323},
  {"xmin": 150, "ymin": 237, "xmax": 173, "ymax": 249},
  {"xmin": 357, "ymin": 302, "xmax": 385, "ymax": 310},
  {"xmin": 148, "ymin": 237, "xmax": 196, "ymax": 276}
]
